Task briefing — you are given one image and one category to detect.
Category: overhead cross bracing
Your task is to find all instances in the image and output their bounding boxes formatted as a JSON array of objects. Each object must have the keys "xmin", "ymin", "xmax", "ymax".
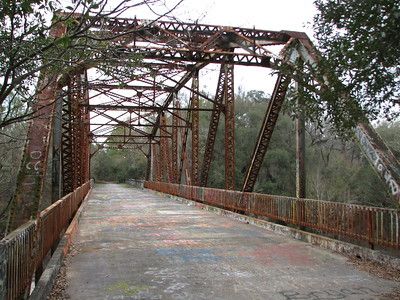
[
  {"xmin": 6, "ymin": 14, "xmax": 400, "ymax": 234},
  {"xmin": 82, "ymin": 17, "xmax": 297, "ymax": 149},
  {"xmin": 82, "ymin": 17, "xmax": 296, "ymax": 163}
]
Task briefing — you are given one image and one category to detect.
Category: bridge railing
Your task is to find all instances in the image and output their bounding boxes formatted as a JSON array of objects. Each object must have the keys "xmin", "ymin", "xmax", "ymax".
[
  {"xmin": 144, "ymin": 181, "xmax": 399, "ymax": 249},
  {"xmin": 0, "ymin": 180, "xmax": 92, "ymax": 300}
]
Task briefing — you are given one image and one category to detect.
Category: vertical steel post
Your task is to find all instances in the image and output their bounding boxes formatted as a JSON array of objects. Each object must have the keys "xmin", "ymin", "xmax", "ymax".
[
  {"xmin": 191, "ymin": 71, "xmax": 200, "ymax": 186},
  {"xmin": 82, "ymin": 71, "xmax": 91, "ymax": 183},
  {"xmin": 154, "ymin": 143, "xmax": 161, "ymax": 182},
  {"xmin": 70, "ymin": 74, "xmax": 83, "ymax": 189},
  {"xmin": 296, "ymin": 82, "xmax": 306, "ymax": 198},
  {"xmin": 224, "ymin": 65, "xmax": 235, "ymax": 190},
  {"xmin": 200, "ymin": 64, "xmax": 227, "ymax": 187},
  {"xmin": 77, "ymin": 75, "xmax": 84, "ymax": 187},
  {"xmin": 146, "ymin": 143, "xmax": 152, "ymax": 181},
  {"xmin": 172, "ymin": 97, "xmax": 179, "ymax": 183},
  {"xmin": 179, "ymin": 95, "xmax": 192, "ymax": 185},
  {"xmin": 61, "ymin": 82, "xmax": 74, "ymax": 195},
  {"xmin": 160, "ymin": 113, "xmax": 171, "ymax": 182},
  {"xmin": 52, "ymin": 93, "xmax": 63, "ymax": 202}
]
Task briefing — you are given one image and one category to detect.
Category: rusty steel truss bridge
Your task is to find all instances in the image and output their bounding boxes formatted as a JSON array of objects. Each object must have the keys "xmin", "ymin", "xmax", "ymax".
[
  {"xmin": 2, "ymin": 13, "xmax": 400, "ymax": 300},
  {"xmin": 6, "ymin": 14, "xmax": 400, "ymax": 233}
]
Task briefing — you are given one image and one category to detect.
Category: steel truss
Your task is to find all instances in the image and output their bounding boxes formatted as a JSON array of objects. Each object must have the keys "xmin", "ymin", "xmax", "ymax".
[{"xmin": 8, "ymin": 14, "xmax": 400, "ymax": 231}]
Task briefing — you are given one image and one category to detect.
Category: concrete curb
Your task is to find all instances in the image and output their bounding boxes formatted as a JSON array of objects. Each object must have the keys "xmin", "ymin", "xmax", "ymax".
[
  {"xmin": 30, "ymin": 188, "xmax": 93, "ymax": 300},
  {"xmin": 148, "ymin": 189, "xmax": 400, "ymax": 271}
]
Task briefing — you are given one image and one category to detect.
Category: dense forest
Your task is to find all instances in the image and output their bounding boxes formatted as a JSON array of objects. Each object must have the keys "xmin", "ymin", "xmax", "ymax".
[{"xmin": 91, "ymin": 89, "xmax": 400, "ymax": 208}]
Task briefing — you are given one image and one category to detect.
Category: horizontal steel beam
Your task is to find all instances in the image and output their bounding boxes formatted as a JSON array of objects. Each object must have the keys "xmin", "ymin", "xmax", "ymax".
[
  {"xmin": 92, "ymin": 134, "xmax": 171, "ymax": 138},
  {"xmin": 86, "ymin": 104, "xmax": 215, "ymax": 112},
  {"xmin": 110, "ymin": 46, "xmax": 272, "ymax": 67},
  {"xmin": 87, "ymin": 84, "xmax": 174, "ymax": 92},
  {"xmin": 74, "ymin": 14, "xmax": 291, "ymax": 45},
  {"xmin": 96, "ymin": 141, "xmax": 157, "ymax": 145},
  {"xmin": 89, "ymin": 123, "xmax": 189, "ymax": 128}
]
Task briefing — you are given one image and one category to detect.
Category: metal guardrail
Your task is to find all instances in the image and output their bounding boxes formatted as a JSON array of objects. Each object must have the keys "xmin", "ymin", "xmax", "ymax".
[
  {"xmin": 126, "ymin": 179, "xmax": 145, "ymax": 188},
  {"xmin": 0, "ymin": 181, "xmax": 92, "ymax": 300},
  {"xmin": 144, "ymin": 181, "xmax": 400, "ymax": 249}
]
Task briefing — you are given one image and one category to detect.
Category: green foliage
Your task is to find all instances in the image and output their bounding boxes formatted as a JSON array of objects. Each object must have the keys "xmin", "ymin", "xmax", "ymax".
[
  {"xmin": 91, "ymin": 147, "xmax": 147, "ymax": 183},
  {"xmin": 313, "ymin": 0, "xmax": 400, "ymax": 121}
]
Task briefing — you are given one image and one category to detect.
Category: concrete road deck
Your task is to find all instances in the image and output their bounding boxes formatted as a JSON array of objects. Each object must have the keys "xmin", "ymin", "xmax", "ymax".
[{"xmin": 64, "ymin": 183, "xmax": 398, "ymax": 299}]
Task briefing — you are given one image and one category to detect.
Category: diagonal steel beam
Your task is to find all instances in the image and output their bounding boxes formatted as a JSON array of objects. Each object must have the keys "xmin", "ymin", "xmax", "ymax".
[
  {"xmin": 200, "ymin": 64, "xmax": 229, "ymax": 187},
  {"xmin": 150, "ymin": 63, "xmax": 208, "ymax": 138},
  {"xmin": 242, "ymin": 74, "xmax": 291, "ymax": 192},
  {"xmin": 191, "ymin": 71, "xmax": 200, "ymax": 186}
]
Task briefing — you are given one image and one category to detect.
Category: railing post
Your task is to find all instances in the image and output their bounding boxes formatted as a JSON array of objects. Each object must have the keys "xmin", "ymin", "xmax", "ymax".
[
  {"xmin": 0, "ymin": 243, "xmax": 7, "ymax": 300},
  {"xmin": 367, "ymin": 209, "xmax": 375, "ymax": 249}
]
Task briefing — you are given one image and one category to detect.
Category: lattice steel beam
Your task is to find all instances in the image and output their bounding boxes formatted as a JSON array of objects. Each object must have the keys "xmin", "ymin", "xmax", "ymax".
[
  {"xmin": 72, "ymin": 75, "xmax": 83, "ymax": 188},
  {"xmin": 171, "ymin": 97, "xmax": 179, "ymax": 183},
  {"xmin": 178, "ymin": 96, "xmax": 193, "ymax": 184},
  {"xmin": 80, "ymin": 16, "xmax": 291, "ymax": 46},
  {"xmin": 86, "ymin": 104, "xmax": 215, "ymax": 112},
  {"xmin": 224, "ymin": 64, "xmax": 235, "ymax": 190},
  {"xmin": 200, "ymin": 64, "xmax": 228, "ymax": 187},
  {"xmin": 62, "ymin": 84, "xmax": 74, "ymax": 195},
  {"xmin": 191, "ymin": 71, "xmax": 200, "ymax": 186},
  {"xmin": 87, "ymin": 83, "xmax": 174, "ymax": 92},
  {"xmin": 112, "ymin": 46, "xmax": 272, "ymax": 67},
  {"xmin": 242, "ymin": 74, "xmax": 291, "ymax": 192},
  {"xmin": 160, "ymin": 113, "xmax": 171, "ymax": 182}
]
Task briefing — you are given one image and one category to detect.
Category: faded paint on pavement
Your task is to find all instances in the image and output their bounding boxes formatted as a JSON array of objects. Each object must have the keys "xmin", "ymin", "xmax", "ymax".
[{"xmin": 65, "ymin": 183, "xmax": 398, "ymax": 299}]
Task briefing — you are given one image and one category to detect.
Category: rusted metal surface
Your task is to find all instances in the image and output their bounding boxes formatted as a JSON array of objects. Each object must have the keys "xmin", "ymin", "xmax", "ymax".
[
  {"xmin": 200, "ymin": 64, "xmax": 228, "ymax": 187},
  {"xmin": 153, "ymin": 144, "xmax": 162, "ymax": 182},
  {"xmin": 223, "ymin": 64, "xmax": 235, "ymax": 190},
  {"xmin": 81, "ymin": 72, "xmax": 91, "ymax": 184},
  {"xmin": 62, "ymin": 73, "xmax": 90, "ymax": 193},
  {"xmin": 85, "ymin": 16, "xmax": 291, "ymax": 45},
  {"xmin": 6, "ymin": 22, "xmax": 67, "ymax": 232},
  {"xmin": 178, "ymin": 96, "xmax": 192, "ymax": 185},
  {"xmin": 242, "ymin": 74, "xmax": 291, "ymax": 192},
  {"xmin": 160, "ymin": 113, "xmax": 171, "ymax": 182},
  {"xmin": 191, "ymin": 71, "xmax": 200, "ymax": 186},
  {"xmin": 0, "ymin": 221, "xmax": 35, "ymax": 300},
  {"xmin": 6, "ymin": 77, "xmax": 60, "ymax": 232},
  {"xmin": 0, "ymin": 181, "xmax": 91, "ymax": 300},
  {"xmin": 145, "ymin": 181, "xmax": 400, "ymax": 249},
  {"xmin": 171, "ymin": 98, "xmax": 179, "ymax": 183},
  {"xmin": 62, "ymin": 83, "xmax": 74, "ymax": 194},
  {"xmin": 71, "ymin": 74, "xmax": 83, "ymax": 189}
]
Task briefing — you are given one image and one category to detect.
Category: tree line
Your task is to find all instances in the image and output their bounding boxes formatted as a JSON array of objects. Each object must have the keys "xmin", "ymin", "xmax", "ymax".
[{"xmin": 91, "ymin": 89, "xmax": 399, "ymax": 208}]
